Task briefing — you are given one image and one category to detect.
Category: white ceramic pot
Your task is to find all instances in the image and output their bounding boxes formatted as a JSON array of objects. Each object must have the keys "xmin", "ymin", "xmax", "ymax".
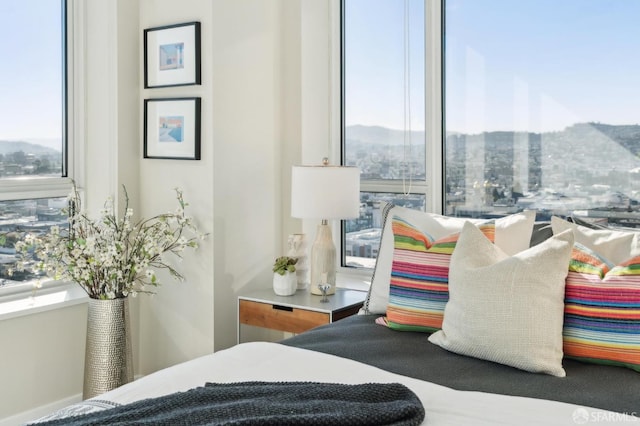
[{"xmin": 273, "ymin": 271, "xmax": 297, "ymax": 296}]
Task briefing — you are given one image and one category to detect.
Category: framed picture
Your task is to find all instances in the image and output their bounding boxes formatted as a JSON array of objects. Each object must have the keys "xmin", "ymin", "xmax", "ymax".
[
  {"xmin": 144, "ymin": 22, "xmax": 201, "ymax": 88},
  {"xmin": 144, "ymin": 98, "xmax": 201, "ymax": 160}
]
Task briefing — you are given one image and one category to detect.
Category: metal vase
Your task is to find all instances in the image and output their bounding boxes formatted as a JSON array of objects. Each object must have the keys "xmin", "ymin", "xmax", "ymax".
[{"xmin": 83, "ymin": 297, "xmax": 134, "ymax": 399}]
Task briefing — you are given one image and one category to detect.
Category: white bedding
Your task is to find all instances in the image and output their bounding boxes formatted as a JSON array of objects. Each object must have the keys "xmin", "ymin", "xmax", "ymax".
[{"xmin": 36, "ymin": 342, "xmax": 631, "ymax": 425}]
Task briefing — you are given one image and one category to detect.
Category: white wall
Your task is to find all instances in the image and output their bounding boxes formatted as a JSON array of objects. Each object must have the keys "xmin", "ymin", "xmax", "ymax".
[
  {"xmin": 0, "ymin": 303, "xmax": 87, "ymax": 422},
  {"xmin": 136, "ymin": 0, "xmax": 292, "ymax": 367},
  {"xmin": 211, "ymin": 0, "xmax": 288, "ymax": 352},
  {"xmin": 136, "ymin": 0, "xmax": 216, "ymax": 376}
]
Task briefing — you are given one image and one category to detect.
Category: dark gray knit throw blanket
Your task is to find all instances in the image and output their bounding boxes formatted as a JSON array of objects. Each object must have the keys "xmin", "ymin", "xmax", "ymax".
[{"xmin": 36, "ymin": 381, "xmax": 426, "ymax": 425}]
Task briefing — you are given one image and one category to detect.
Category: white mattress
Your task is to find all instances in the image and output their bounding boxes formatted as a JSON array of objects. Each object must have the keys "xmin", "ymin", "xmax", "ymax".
[{"xmin": 36, "ymin": 342, "xmax": 631, "ymax": 425}]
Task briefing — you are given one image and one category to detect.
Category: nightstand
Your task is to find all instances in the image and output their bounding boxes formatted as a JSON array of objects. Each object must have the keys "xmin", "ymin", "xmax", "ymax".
[{"xmin": 237, "ymin": 287, "xmax": 366, "ymax": 343}]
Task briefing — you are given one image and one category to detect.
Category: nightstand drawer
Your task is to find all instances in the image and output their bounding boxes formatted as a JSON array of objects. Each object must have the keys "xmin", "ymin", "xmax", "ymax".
[
  {"xmin": 237, "ymin": 288, "xmax": 366, "ymax": 343},
  {"xmin": 239, "ymin": 299, "xmax": 329, "ymax": 334}
]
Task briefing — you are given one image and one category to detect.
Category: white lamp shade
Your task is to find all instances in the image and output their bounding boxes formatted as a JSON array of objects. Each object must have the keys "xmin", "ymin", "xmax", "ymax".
[{"xmin": 291, "ymin": 165, "xmax": 360, "ymax": 220}]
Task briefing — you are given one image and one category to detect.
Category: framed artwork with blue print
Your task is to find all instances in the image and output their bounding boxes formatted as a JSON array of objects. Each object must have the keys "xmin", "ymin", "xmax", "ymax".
[
  {"xmin": 144, "ymin": 97, "xmax": 201, "ymax": 160},
  {"xmin": 144, "ymin": 21, "xmax": 201, "ymax": 88}
]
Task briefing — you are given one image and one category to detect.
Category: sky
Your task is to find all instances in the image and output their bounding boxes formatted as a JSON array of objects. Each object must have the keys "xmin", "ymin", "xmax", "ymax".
[
  {"xmin": 345, "ymin": 0, "xmax": 640, "ymax": 134},
  {"xmin": 344, "ymin": 0, "xmax": 426, "ymax": 131},
  {"xmin": 3, "ymin": 1, "xmax": 640, "ymax": 144},
  {"xmin": 0, "ymin": 0, "xmax": 62, "ymax": 148}
]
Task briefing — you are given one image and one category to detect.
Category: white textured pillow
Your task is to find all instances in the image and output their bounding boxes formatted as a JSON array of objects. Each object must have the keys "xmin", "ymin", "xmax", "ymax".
[
  {"xmin": 360, "ymin": 206, "xmax": 536, "ymax": 314},
  {"xmin": 551, "ymin": 216, "xmax": 640, "ymax": 265},
  {"xmin": 428, "ymin": 222, "xmax": 574, "ymax": 377}
]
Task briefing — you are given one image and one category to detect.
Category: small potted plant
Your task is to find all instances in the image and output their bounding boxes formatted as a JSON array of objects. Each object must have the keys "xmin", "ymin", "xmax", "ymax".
[{"xmin": 272, "ymin": 256, "xmax": 298, "ymax": 296}]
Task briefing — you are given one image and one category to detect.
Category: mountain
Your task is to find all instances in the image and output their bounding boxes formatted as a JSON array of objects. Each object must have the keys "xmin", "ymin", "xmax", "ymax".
[
  {"xmin": 345, "ymin": 125, "xmax": 424, "ymax": 146},
  {"xmin": 578, "ymin": 123, "xmax": 640, "ymax": 156},
  {"xmin": 346, "ymin": 123, "xmax": 640, "ymax": 149},
  {"xmin": 0, "ymin": 140, "xmax": 60, "ymax": 155}
]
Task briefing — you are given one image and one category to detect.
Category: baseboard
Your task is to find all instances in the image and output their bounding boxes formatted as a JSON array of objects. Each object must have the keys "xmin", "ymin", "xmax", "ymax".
[{"xmin": 0, "ymin": 394, "xmax": 81, "ymax": 426}]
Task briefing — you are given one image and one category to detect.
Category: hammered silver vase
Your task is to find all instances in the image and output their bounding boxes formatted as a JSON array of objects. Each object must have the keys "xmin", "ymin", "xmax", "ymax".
[{"xmin": 83, "ymin": 297, "xmax": 133, "ymax": 399}]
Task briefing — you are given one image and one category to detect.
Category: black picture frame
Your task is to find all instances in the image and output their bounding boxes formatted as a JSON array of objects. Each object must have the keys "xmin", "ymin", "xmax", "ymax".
[
  {"xmin": 144, "ymin": 97, "xmax": 201, "ymax": 160},
  {"xmin": 144, "ymin": 22, "xmax": 201, "ymax": 88}
]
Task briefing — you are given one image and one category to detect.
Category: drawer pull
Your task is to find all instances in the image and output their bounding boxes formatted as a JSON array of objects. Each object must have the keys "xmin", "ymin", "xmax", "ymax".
[{"xmin": 273, "ymin": 305, "xmax": 293, "ymax": 312}]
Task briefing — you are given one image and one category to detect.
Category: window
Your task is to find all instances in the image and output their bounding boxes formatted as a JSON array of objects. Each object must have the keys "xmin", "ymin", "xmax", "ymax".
[
  {"xmin": 0, "ymin": 0, "xmax": 72, "ymax": 290},
  {"xmin": 444, "ymin": 0, "xmax": 640, "ymax": 226},
  {"xmin": 342, "ymin": 0, "xmax": 427, "ymax": 269},
  {"xmin": 341, "ymin": 0, "xmax": 640, "ymax": 273}
]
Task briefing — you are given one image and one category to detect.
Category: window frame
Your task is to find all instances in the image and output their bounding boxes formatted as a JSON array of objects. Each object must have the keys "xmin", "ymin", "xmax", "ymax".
[
  {"xmin": 340, "ymin": 0, "xmax": 640, "ymax": 280},
  {"xmin": 337, "ymin": 0, "xmax": 443, "ymax": 275},
  {"xmin": 0, "ymin": 0, "xmax": 81, "ymax": 299}
]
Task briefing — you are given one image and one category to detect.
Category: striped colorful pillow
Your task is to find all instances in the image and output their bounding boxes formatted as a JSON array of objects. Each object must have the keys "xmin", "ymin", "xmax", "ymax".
[
  {"xmin": 384, "ymin": 216, "xmax": 495, "ymax": 332},
  {"xmin": 564, "ymin": 243, "xmax": 640, "ymax": 372}
]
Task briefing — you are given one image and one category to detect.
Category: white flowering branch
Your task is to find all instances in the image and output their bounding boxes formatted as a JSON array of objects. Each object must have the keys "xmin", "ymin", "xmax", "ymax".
[{"xmin": 15, "ymin": 183, "xmax": 207, "ymax": 300}]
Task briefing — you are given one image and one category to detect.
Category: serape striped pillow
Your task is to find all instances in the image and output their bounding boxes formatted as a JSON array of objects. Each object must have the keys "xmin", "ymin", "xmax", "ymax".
[
  {"xmin": 384, "ymin": 216, "xmax": 495, "ymax": 332},
  {"xmin": 564, "ymin": 243, "xmax": 640, "ymax": 372}
]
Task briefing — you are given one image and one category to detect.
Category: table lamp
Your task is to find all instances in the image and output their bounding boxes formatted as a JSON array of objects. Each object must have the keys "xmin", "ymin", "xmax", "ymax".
[{"xmin": 291, "ymin": 159, "xmax": 360, "ymax": 296}]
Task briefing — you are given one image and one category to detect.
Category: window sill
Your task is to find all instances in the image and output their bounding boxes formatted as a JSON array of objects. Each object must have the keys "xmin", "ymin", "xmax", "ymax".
[
  {"xmin": 0, "ymin": 283, "xmax": 88, "ymax": 321},
  {"xmin": 336, "ymin": 271, "xmax": 371, "ymax": 292}
]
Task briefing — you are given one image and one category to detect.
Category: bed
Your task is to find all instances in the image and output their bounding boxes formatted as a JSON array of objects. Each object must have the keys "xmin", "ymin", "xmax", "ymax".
[
  {"xmin": 31, "ymin": 316, "xmax": 639, "ymax": 425},
  {"xmin": 30, "ymin": 210, "xmax": 640, "ymax": 425}
]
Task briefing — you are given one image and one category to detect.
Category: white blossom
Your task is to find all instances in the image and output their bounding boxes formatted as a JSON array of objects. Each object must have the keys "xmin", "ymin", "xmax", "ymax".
[{"xmin": 16, "ymin": 183, "xmax": 207, "ymax": 300}]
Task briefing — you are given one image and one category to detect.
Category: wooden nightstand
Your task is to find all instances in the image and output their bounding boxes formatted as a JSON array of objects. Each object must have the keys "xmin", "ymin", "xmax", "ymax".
[{"xmin": 237, "ymin": 287, "xmax": 366, "ymax": 343}]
